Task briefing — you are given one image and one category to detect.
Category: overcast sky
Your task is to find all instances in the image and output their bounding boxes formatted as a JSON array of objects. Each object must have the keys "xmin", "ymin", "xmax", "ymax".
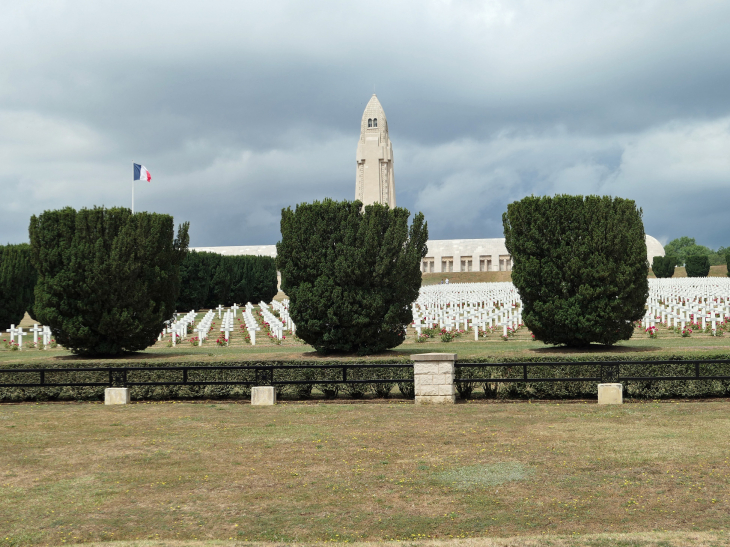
[{"xmin": 2, "ymin": 0, "xmax": 729, "ymax": 248}]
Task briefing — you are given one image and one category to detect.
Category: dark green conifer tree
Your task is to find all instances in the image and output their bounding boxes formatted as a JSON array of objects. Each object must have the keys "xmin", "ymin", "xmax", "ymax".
[
  {"xmin": 276, "ymin": 199, "xmax": 428, "ymax": 354},
  {"xmin": 652, "ymin": 255, "xmax": 675, "ymax": 278},
  {"xmin": 503, "ymin": 195, "xmax": 648, "ymax": 347},
  {"xmin": 0, "ymin": 244, "xmax": 37, "ymax": 329},
  {"xmin": 176, "ymin": 250, "xmax": 213, "ymax": 310},
  {"xmin": 685, "ymin": 255, "xmax": 710, "ymax": 277},
  {"xmin": 29, "ymin": 206, "xmax": 189, "ymax": 355}
]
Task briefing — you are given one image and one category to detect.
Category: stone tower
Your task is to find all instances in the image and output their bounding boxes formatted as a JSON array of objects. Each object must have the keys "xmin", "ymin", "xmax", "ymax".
[{"xmin": 356, "ymin": 94, "xmax": 395, "ymax": 208}]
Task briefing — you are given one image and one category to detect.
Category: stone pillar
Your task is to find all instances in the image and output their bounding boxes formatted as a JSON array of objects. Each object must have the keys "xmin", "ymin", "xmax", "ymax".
[
  {"xmin": 251, "ymin": 386, "xmax": 276, "ymax": 405},
  {"xmin": 105, "ymin": 388, "xmax": 130, "ymax": 405},
  {"xmin": 598, "ymin": 383, "xmax": 623, "ymax": 404},
  {"xmin": 410, "ymin": 353, "xmax": 456, "ymax": 404}
]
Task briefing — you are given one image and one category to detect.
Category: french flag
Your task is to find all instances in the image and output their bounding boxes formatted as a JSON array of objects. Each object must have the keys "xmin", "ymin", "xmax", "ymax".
[{"xmin": 133, "ymin": 163, "xmax": 152, "ymax": 182}]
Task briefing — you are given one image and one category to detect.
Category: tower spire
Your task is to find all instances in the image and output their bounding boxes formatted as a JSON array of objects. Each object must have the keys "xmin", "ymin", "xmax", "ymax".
[{"xmin": 355, "ymin": 95, "xmax": 395, "ymax": 207}]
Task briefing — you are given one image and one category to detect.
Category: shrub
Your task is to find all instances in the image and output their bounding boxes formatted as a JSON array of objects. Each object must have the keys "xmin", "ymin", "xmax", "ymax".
[
  {"xmin": 0, "ymin": 243, "xmax": 37, "ymax": 330},
  {"xmin": 202, "ymin": 254, "xmax": 278, "ymax": 308},
  {"xmin": 685, "ymin": 255, "xmax": 710, "ymax": 277},
  {"xmin": 652, "ymin": 255, "xmax": 675, "ymax": 278},
  {"xmin": 176, "ymin": 250, "xmax": 213, "ymax": 310},
  {"xmin": 0, "ymin": 360, "xmax": 413, "ymax": 402},
  {"xmin": 276, "ymin": 199, "xmax": 428, "ymax": 354},
  {"xmin": 503, "ymin": 195, "xmax": 648, "ymax": 347},
  {"xmin": 29, "ymin": 206, "xmax": 189, "ymax": 355},
  {"xmin": 455, "ymin": 355, "xmax": 730, "ymax": 400}
]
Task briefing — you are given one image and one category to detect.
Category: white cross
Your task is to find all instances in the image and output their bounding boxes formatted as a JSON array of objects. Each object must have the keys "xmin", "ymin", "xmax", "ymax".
[
  {"xmin": 16, "ymin": 328, "xmax": 24, "ymax": 349},
  {"xmin": 42, "ymin": 326, "xmax": 52, "ymax": 346},
  {"xmin": 216, "ymin": 305, "xmax": 224, "ymax": 318},
  {"xmin": 5, "ymin": 324, "xmax": 16, "ymax": 343},
  {"xmin": 30, "ymin": 323, "xmax": 43, "ymax": 345},
  {"xmin": 231, "ymin": 303, "xmax": 240, "ymax": 316}
]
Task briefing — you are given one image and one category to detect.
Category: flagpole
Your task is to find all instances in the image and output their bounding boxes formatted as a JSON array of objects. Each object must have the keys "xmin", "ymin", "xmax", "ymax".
[{"xmin": 132, "ymin": 161, "xmax": 135, "ymax": 214}]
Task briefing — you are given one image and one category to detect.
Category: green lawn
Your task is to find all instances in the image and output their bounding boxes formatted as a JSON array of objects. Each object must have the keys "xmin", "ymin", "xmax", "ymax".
[{"xmin": 5, "ymin": 324, "xmax": 730, "ymax": 365}]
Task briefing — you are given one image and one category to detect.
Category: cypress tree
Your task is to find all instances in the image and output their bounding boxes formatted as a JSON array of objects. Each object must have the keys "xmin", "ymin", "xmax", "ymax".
[
  {"xmin": 276, "ymin": 199, "xmax": 428, "ymax": 354},
  {"xmin": 0, "ymin": 244, "xmax": 37, "ymax": 329},
  {"xmin": 503, "ymin": 195, "xmax": 648, "ymax": 347},
  {"xmin": 176, "ymin": 251, "xmax": 213, "ymax": 311},
  {"xmin": 685, "ymin": 255, "xmax": 710, "ymax": 277},
  {"xmin": 204, "ymin": 254, "xmax": 278, "ymax": 307},
  {"xmin": 29, "ymin": 206, "xmax": 189, "ymax": 355},
  {"xmin": 652, "ymin": 255, "xmax": 675, "ymax": 278}
]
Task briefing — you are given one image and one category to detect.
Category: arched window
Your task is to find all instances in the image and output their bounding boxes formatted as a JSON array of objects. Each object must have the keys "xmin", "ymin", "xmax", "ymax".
[
  {"xmin": 368, "ymin": 118, "xmax": 372, "ymax": 128},
  {"xmin": 373, "ymin": 118, "xmax": 378, "ymax": 127}
]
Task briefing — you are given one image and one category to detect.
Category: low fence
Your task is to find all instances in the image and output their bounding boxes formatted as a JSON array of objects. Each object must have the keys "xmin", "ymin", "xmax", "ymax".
[
  {"xmin": 2, "ymin": 358, "xmax": 730, "ymax": 402},
  {"xmin": 0, "ymin": 363, "xmax": 413, "ymax": 388}
]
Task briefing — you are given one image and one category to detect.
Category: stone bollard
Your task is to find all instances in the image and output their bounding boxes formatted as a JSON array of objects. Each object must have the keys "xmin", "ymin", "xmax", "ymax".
[
  {"xmin": 251, "ymin": 386, "xmax": 276, "ymax": 405},
  {"xmin": 597, "ymin": 383, "xmax": 623, "ymax": 404},
  {"xmin": 410, "ymin": 353, "xmax": 456, "ymax": 404},
  {"xmin": 105, "ymin": 388, "xmax": 130, "ymax": 405}
]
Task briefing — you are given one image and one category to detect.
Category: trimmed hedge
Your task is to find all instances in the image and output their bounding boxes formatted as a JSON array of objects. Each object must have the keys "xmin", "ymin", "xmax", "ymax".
[
  {"xmin": 29, "ymin": 207, "xmax": 189, "ymax": 355},
  {"xmin": 503, "ymin": 195, "xmax": 648, "ymax": 347},
  {"xmin": 3, "ymin": 355, "xmax": 730, "ymax": 402},
  {"xmin": 176, "ymin": 252, "xmax": 278, "ymax": 311},
  {"xmin": 0, "ymin": 243, "xmax": 37, "ymax": 330},
  {"xmin": 685, "ymin": 255, "xmax": 711, "ymax": 277},
  {"xmin": 277, "ymin": 199, "xmax": 428, "ymax": 354},
  {"xmin": 651, "ymin": 255, "xmax": 675, "ymax": 278},
  {"xmin": 456, "ymin": 355, "xmax": 730, "ymax": 400},
  {"xmin": 0, "ymin": 360, "xmax": 413, "ymax": 402}
]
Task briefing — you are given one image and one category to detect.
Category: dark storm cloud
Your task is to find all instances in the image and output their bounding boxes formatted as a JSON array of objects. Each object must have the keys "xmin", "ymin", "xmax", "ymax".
[{"xmin": 1, "ymin": 0, "xmax": 730, "ymax": 247}]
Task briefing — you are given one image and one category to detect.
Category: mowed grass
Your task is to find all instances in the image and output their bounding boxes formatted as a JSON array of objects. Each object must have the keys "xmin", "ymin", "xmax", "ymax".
[
  {"xmin": 6, "ymin": 322, "xmax": 730, "ymax": 365},
  {"xmin": 2, "ymin": 402, "xmax": 730, "ymax": 546}
]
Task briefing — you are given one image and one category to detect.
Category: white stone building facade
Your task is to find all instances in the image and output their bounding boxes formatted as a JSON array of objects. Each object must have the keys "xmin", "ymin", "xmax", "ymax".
[
  {"xmin": 419, "ymin": 235, "xmax": 665, "ymax": 273},
  {"xmin": 193, "ymin": 234, "xmax": 665, "ymax": 275}
]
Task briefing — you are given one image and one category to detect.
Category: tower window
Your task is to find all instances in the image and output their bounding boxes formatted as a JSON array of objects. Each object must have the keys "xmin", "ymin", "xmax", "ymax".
[
  {"xmin": 368, "ymin": 118, "xmax": 372, "ymax": 128},
  {"xmin": 373, "ymin": 118, "xmax": 377, "ymax": 127}
]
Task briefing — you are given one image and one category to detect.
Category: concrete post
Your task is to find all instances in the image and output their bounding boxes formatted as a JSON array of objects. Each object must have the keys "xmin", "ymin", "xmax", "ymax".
[
  {"xmin": 598, "ymin": 383, "xmax": 623, "ymax": 404},
  {"xmin": 251, "ymin": 386, "xmax": 276, "ymax": 405},
  {"xmin": 105, "ymin": 388, "xmax": 130, "ymax": 405},
  {"xmin": 410, "ymin": 353, "xmax": 456, "ymax": 404}
]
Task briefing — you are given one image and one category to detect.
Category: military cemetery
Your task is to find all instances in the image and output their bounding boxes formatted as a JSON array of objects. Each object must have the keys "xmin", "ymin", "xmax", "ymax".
[{"xmin": 4, "ymin": 2, "xmax": 730, "ymax": 545}]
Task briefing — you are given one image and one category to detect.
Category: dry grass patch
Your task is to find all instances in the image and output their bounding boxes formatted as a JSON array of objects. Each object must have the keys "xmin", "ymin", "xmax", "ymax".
[
  {"xmin": 2, "ymin": 402, "xmax": 730, "ymax": 546},
  {"xmin": 71, "ymin": 529, "xmax": 730, "ymax": 546}
]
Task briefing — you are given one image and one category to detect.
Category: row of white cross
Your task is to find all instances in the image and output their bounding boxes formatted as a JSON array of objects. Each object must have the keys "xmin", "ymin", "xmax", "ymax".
[
  {"xmin": 271, "ymin": 299, "xmax": 296, "ymax": 336},
  {"xmin": 644, "ymin": 278, "xmax": 730, "ymax": 332},
  {"xmin": 160, "ymin": 310, "xmax": 197, "ymax": 345},
  {"xmin": 193, "ymin": 310, "xmax": 216, "ymax": 344},
  {"xmin": 4, "ymin": 323, "xmax": 52, "ymax": 349},
  {"xmin": 259, "ymin": 301, "xmax": 285, "ymax": 340},
  {"xmin": 243, "ymin": 303, "xmax": 261, "ymax": 344},
  {"xmin": 413, "ymin": 282, "xmax": 523, "ymax": 339},
  {"xmin": 220, "ymin": 309, "xmax": 235, "ymax": 342}
]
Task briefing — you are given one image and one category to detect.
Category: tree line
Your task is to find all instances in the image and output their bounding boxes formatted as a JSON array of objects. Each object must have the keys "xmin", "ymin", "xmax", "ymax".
[
  {"xmin": 1, "ymin": 206, "xmax": 277, "ymax": 354},
  {"xmin": 652, "ymin": 236, "xmax": 730, "ymax": 278},
  {"xmin": 2, "ymin": 195, "xmax": 717, "ymax": 356}
]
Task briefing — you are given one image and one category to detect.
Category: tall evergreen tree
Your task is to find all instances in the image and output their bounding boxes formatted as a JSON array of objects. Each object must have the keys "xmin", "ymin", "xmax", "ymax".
[
  {"xmin": 29, "ymin": 206, "xmax": 189, "ymax": 355},
  {"xmin": 276, "ymin": 199, "xmax": 428, "ymax": 354},
  {"xmin": 685, "ymin": 255, "xmax": 710, "ymax": 277},
  {"xmin": 0, "ymin": 244, "xmax": 37, "ymax": 329},
  {"xmin": 503, "ymin": 195, "xmax": 648, "ymax": 347},
  {"xmin": 652, "ymin": 255, "xmax": 675, "ymax": 278},
  {"xmin": 176, "ymin": 250, "xmax": 213, "ymax": 311}
]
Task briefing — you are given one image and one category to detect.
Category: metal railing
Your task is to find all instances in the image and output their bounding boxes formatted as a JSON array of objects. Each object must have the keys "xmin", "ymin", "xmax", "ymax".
[
  {"xmin": 455, "ymin": 359, "xmax": 730, "ymax": 384},
  {"xmin": 0, "ymin": 363, "xmax": 414, "ymax": 389},
  {"xmin": 3, "ymin": 360, "xmax": 730, "ymax": 390}
]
